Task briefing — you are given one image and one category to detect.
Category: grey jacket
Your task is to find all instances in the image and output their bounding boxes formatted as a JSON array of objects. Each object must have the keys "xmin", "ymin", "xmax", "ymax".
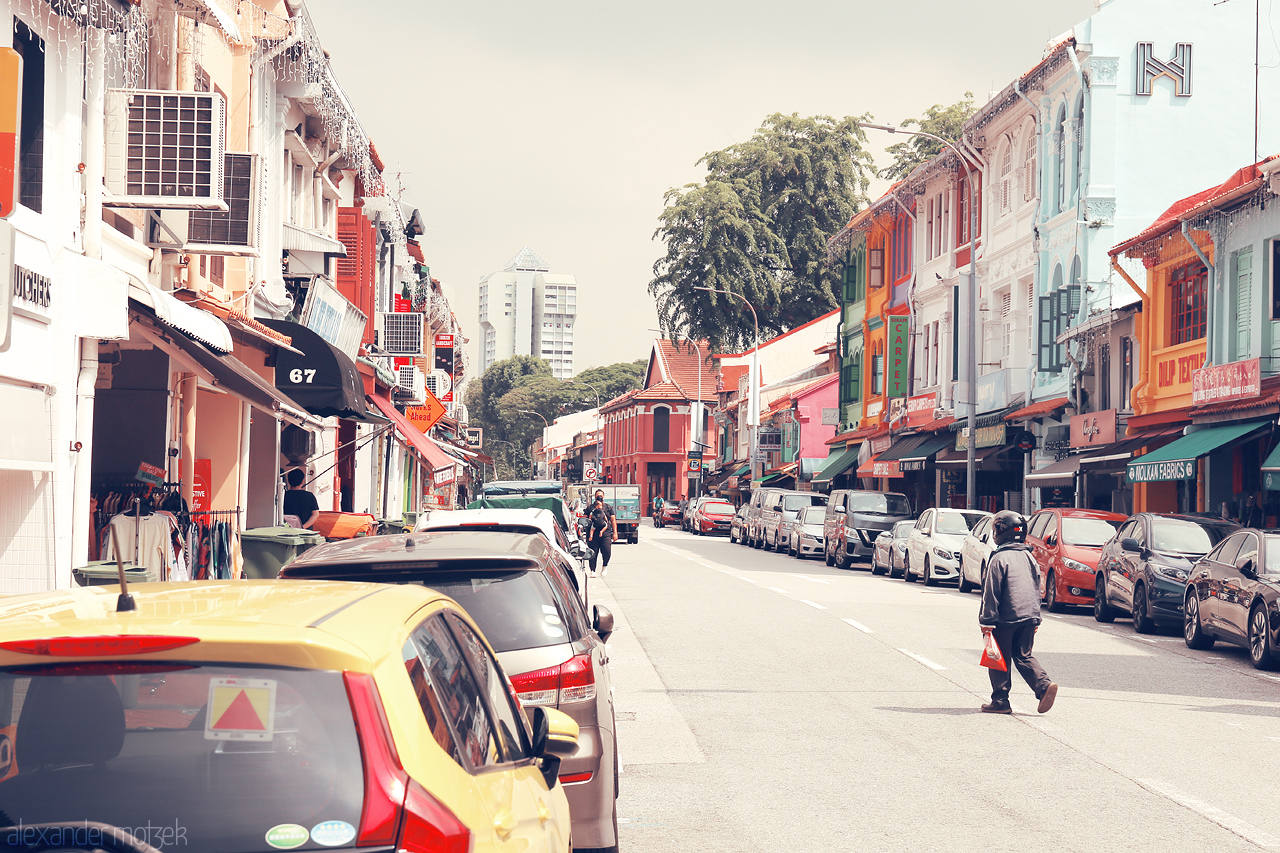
[{"xmin": 979, "ymin": 543, "xmax": 1043, "ymax": 627}]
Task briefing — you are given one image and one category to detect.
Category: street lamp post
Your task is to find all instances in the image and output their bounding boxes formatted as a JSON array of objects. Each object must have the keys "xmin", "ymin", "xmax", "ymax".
[
  {"xmin": 571, "ymin": 380, "xmax": 603, "ymax": 482},
  {"xmin": 519, "ymin": 409, "xmax": 550, "ymax": 479},
  {"xmin": 693, "ymin": 287, "xmax": 761, "ymax": 487},
  {"xmin": 859, "ymin": 123, "xmax": 979, "ymax": 511}
]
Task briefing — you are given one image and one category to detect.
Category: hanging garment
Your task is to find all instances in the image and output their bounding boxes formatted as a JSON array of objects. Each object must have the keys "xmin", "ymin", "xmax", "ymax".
[{"xmin": 101, "ymin": 514, "xmax": 172, "ymax": 576}]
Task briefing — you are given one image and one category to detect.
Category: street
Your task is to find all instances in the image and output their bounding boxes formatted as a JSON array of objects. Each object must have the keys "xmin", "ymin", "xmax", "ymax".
[{"xmin": 595, "ymin": 522, "xmax": 1280, "ymax": 853}]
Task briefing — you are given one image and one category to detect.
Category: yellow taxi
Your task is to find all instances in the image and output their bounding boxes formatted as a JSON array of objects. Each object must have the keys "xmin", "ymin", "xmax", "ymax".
[{"xmin": 0, "ymin": 580, "xmax": 579, "ymax": 853}]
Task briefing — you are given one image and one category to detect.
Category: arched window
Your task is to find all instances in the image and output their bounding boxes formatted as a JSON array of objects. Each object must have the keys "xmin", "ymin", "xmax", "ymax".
[
  {"xmin": 1023, "ymin": 126, "xmax": 1037, "ymax": 202},
  {"xmin": 1000, "ymin": 138, "xmax": 1013, "ymax": 215},
  {"xmin": 652, "ymin": 406, "xmax": 670, "ymax": 453},
  {"xmin": 1070, "ymin": 255, "xmax": 1082, "ymax": 287},
  {"xmin": 1055, "ymin": 106, "xmax": 1068, "ymax": 213}
]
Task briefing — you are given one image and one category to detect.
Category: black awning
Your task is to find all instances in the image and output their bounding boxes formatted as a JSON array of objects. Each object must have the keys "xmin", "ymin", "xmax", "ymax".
[{"xmin": 260, "ymin": 320, "xmax": 380, "ymax": 421}]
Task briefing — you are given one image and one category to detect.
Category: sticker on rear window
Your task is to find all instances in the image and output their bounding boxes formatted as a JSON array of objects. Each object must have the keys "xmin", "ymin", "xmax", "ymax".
[
  {"xmin": 265, "ymin": 825, "xmax": 309, "ymax": 849},
  {"xmin": 205, "ymin": 677, "xmax": 277, "ymax": 742},
  {"xmin": 310, "ymin": 821, "xmax": 356, "ymax": 847}
]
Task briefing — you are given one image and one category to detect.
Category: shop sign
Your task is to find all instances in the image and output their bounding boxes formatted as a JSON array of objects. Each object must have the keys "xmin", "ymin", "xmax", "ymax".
[
  {"xmin": 899, "ymin": 458, "xmax": 928, "ymax": 472},
  {"xmin": 872, "ymin": 459, "xmax": 901, "ymax": 477},
  {"xmin": 1128, "ymin": 458, "xmax": 1196, "ymax": 483},
  {"xmin": 888, "ymin": 397, "xmax": 906, "ymax": 425},
  {"xmin": 821, "ymin": 407, "xmax": 840, "ymax": 425},
  {"xmin": 193, "ymin": 459, "xmax": 211, "ymax": 512},
  {"xmin": 870, "ymin": 434, "xmax": 892, "ymax": 455},
  {"xmin": 465, "ymin": 427, "xmax": 483, "ymax": 448},
  {"xmin": 1015, "ymin": 430, "xmax": 1037, "ymax": 452},
  {"xmin": 887, "ymin": 316, "xmax": 910, "ymax": 398},
  {"xmin": 12, "ymin": 264, "xmax": 51, "ymax": 323},
  {"xmin": 866, "ymin": 400, "xmax": 884, "ymax": 419},
  {"xmin": 758, "ymin": 428, "xmax": 782, "ymax": 450},
  {"xmin": 135, "ymin": 461, "xmax": 165, "ymax": 485},
  {"xmin": 433, "ymin": 466, "xmax": 456, "ymax": 486},
  {"xmin": 1266, "ymin": 471, "xmax": 1280, "ymax": 492},
  {"xmin": 1070, "ymin": 409, "xmax": 1117, "ymax": 448},
  {"xmin": 1154, "ymin": 346, "xmax": 1205, "ymax": 396},
  {"xmin": 955, "ymin": 423, "xmax": 1007, "ymax": 451},
  {"xmin": 905, "ymin": 393, "xmax": 937, "ymax": 428},
  {"xmin": 434, "ymin": 335, "xmax": 455, "ymax": 402},
  {"xmin": 727, "ymin": 476, "xmax": 739, "ymax": 489},
  {"xmin": 1191, "ymin": 358, "xmax": 1261, "ymax": 406}
]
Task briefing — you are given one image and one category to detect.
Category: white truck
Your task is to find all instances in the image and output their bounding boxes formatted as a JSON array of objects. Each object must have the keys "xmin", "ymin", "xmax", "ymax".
[{"xmin": 569, "ymin": 483, "xmax": 641, "ymax": 544}]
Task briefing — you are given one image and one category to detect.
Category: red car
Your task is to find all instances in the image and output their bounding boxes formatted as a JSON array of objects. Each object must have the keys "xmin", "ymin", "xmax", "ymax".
[
  {"xmin": 655, "ymin": 500, "xmax": 685, "ymax": 529},
  {"xmin": 691, "ymin": 499, "xmax": 737, "ymax": 535},
  {"xmin": 1025, "ymin": 507, "xmax": 1126, "ymax": 611}
]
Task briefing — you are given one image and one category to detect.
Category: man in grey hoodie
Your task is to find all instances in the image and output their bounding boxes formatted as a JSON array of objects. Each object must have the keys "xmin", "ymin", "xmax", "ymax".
[{"xmin": 979, "ymin": 510, "xmax": 1058, "ymax": 714}]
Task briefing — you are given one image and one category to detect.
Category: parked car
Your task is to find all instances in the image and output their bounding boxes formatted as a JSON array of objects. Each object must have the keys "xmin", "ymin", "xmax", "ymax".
[
  {"xmin": 786, "ymin": 505, "xmax": 827, "ymax": 559},
  {"xmin": 415, "ymin": 507, "xmax": 591, "ymax": 592},
  {"xmin": 729, "ymin": 504, "xmax": 749, "ymax": 544},
  {"xmin": 1182, "ymin": 528, "xmax": 1280, "ymax": 669},
  {"xmin": 1094, "ymin": 513, "xmax": 1239, "ymax": 632},
  {"xmin": 762, "ymin": 491, "xmax": 827, "ymax": 551},
  {"xmin": 684, "ymin": 496, "xmax": 720, "ymax": 532},
  {"xmin": 905, "ymin": 508, "xmax": 992, "ymax": 585},
  {"xmin": 0, "ymin": 580, "xmax": 579, "ymax": 852},
  {"xmin": 824, "ymin": 489, "xmax": 915, "ymax": 569},
  {"xmin": 283, "ymin": 530, "xmax": 619, "ymax": 851},
  {"xmin": 691, "ymin": 498, "xmax": 737, "ymax": 535},
  {"xmin": 958, "ymin": 515, "xmax": 997, "ymax": 593},
  {"xmin": 1025, "ymin": 507, "xmax": 1126, "ymax": 611},
  {"xmin": 872, "ymin": 520, "xmax": 916, "ymax": 578},
  {"xmin": 657, "ymin": 499, "xmax": 686, "ymax": 529},
  {"xmin": 745, "ymin": 488, "xmax": 785, "ymax": 548}
]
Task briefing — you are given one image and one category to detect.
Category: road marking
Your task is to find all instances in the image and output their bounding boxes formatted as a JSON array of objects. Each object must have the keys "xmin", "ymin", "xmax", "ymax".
[
  {"xmin": 799, "ymin": 599, "xmax": 827, "ymax": 610},
  {"xmin": 790, "ymin": 574, "xmax": 835, "ymax": 584},
  {"xmin": 1137, "ymin": 778, "xmax": 1280, "ymax": 848},
  {"xmin": 739, "ymin": 576, "xmax": 758, "ymax": 584},
  {"xmin": 766, "ymin": 587, "xmax": 789, "ymax": 594},
  {"xmin": 897, "ymin": 648, "xmax": 947, "ymax": 670},
  {"xmin": 842, "ymin": 618, "xmax": 874, "ymax": 634}
]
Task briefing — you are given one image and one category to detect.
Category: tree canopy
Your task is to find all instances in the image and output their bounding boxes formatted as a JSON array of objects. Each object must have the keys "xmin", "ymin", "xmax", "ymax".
[
  {"xmin": 879, "ymin": 93, "xmax": 977, "ymax": 182},
  {"xmin": 648, "ymin": 113, "xmax": 875, "ymax": 352}
]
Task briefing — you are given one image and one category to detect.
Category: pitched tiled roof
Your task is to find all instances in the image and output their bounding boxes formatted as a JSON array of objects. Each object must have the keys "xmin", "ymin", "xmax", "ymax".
[
  {"xmin": 1005, "ymin": 397, "xmax": 1070, "ymax": 421},
  {"xmin": 916, "ymin": 416, "xmax": 957, "ymax": 432},
  {"xmin": 653, "ymin": 339, "xmax": 718, "ymax": 402},
  {"xmin": 406, "ymin": 240, "xmax": 425, "ymax": 263}
]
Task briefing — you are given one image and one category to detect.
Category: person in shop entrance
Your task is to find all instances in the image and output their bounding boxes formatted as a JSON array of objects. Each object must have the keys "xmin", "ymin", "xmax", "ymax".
[
  {"xmin": 283, "ymin": 469, "xmax": 320, "ymax": 530},
  {"xmin": 587, "ymin": 490, "xmax": 618, "ymax": 575},
  {"xmin": 979, "ymin": 510, "xmax": 1058, "ymax": 715}
]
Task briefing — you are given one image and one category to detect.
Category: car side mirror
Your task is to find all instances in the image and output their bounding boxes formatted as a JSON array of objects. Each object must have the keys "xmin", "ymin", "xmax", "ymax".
[
  {"xmin": 528, "ymin": 706, "xmax": 580, "ymax": 788},
  {"xmin": 569, "ymin": 540, "xmax": 585, "ymax": 559},
  {"xmin": 1239, "ymin": 558, "xmax": 1257, "ymax": 578},
  {"xmin": 1120, "ymin": 537, "xmax": 1141, "ymax": 554},
  {"xmin": 593, "ymin": 604, "xmax": 614, "ymax": 642},
  {"xmin": 1046, "ymin": 534, "xmax": 1057, "ymax": 547}
]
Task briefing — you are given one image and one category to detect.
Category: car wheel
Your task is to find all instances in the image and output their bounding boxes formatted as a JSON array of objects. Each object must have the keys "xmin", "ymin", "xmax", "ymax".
[
  {"xmin": 825, "ymin": 544, "xmax": 835, "ymax": 566},
  {"xmin": 1249, "ymin": 605, "xmax": 1278, "ymax": 670},
  {"xmin": 889, "ymin": 550, "xmax": 902, "ymax": 579},
  {"xmin": 872, "ymin": 553, "xmax": 886, "ymax": 576},
  {"xmin": 836, "ymin": 541, "xmax": 852, "ymax": 570},
  {"xmin": 1183, "ymin": 591, "xmax": 1214, "ymax": 650},
  {"xmin": 1094, "ymin": 574, "xmax": 1116, "ymax": 623},
  {"xmin": 923, "ymin": 558, "xmax": 937, "ymax": 587},
  {"xmin": 1046, "ymin": 571, "xmax": 1065, "ymax": 613},
  {"xmin": 904, "ymin": 557, "xmax": 916, "ymax": 583},
  {"xmin": 958, "ymin": 565, "xmax": 973, "ymax": 594},
  {"xmin": 1132, "ymin": 583, "xmax": 1154, "ymax": 634}
]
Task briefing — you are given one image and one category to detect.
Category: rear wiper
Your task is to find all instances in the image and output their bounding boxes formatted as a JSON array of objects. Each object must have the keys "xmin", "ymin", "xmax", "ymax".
[{"xmin": 0, "ymin": 822, "xmax": 164, "ymax": 853}]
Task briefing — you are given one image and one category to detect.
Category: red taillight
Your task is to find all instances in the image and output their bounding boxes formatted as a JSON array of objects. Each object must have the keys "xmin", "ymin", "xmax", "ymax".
[
  {"xmin": 0, "ymin": 636, "xmax": 200, "ymax": 656},
  {"xmin": 510, "ymin": 653, "xmax": 596, "ymax": 706},
  {"xmin": 344, "ymin": 673, "xmax": 472, "ymax": 851},
  {"xmin": 399, "ymin": 779, "xmax": 472, "ymax": 853},
  {"xmin": 559, "ymin": 771, "xmax": 593, "ymax": 784}
]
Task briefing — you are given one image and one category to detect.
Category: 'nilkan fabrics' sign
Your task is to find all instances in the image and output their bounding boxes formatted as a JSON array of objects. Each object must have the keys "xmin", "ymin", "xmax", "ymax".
[
  {"xmin": 1191, "ymin": 358, "xmax": 1260, "ymax": 407},
  {"xmin": 1128, "ymin": 459, "xmax": 1196, "ymax": 483}
]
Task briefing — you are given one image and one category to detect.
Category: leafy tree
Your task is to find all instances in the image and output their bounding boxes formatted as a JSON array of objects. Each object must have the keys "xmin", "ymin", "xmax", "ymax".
[
  {"xmin": 574, "ymin": 359, "xmax": 646, "ymax": 405},
  {"xmin": 465, "ymin": 355, "xmax": 552, "ymax": 437},
  {"xmin": 649, "ymin": 113, "xmax": 875, "ymax": 351},
  {"xmin": 879, "ymin": 93, "xmax": 976, "ymax": 182}
]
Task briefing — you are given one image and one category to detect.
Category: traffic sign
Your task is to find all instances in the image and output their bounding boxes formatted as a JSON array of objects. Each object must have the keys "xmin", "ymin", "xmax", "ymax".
[
  {"xmin": 404, "ymin": 388, "xmax": 446, "ymax": 433},
  {"xmin": 584, "ymin": 466, "xmax": 598, "ymax": 481}
]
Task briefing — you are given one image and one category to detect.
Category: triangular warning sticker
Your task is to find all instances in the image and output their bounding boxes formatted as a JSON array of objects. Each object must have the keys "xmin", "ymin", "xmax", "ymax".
[{"xmin": 213, "ymin": 689, "xmax": 266, "ymax": 731}]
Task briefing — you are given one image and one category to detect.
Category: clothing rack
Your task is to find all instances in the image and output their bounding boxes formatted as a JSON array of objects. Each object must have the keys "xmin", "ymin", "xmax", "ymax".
[
  {"xmin": 188, "ymin": 508, "xmax": 241, "ymax": 582},
  {"xmin": 190, "ymin": 508, "xmax": 240, "ymax": 523}
]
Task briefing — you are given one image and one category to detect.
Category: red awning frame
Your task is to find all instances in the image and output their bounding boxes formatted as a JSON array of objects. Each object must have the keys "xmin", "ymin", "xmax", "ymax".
[{"xmin": 366, "ymin": 395, "xmax": 455, "ymax": 472}]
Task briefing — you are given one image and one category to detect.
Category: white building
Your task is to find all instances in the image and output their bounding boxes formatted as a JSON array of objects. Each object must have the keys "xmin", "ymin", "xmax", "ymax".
[{"xmin": 479, "ymin": 246, "xmax": 578, "ymax": 378}]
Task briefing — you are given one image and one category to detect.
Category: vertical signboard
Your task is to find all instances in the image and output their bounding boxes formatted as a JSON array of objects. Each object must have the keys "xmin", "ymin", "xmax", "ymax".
[
  {"xmin": 0, "ymin": 50, "xmax": 19, "ymax": 354},
  {"xmin": 887, "ymin": 315, "xmax": 910, "ymax": 397},
  {"xmin": 433, "ymin": 334, "xmax": 455, "ymax": 402}
]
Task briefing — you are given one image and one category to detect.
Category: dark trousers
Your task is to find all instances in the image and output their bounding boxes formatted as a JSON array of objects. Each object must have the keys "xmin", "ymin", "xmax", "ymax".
[
  {"xmin": 988, "ymin": 620, "xmax": 1051, "ymax": 704},
  {"xmin": 589, "ymin": 536, "xmax": 612, "ymax": 570}
]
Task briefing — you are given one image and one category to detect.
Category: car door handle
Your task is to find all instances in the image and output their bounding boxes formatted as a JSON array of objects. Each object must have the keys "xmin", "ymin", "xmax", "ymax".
[
  {"xmin": 493, "ymin": 811, "xmax": 516, "ymax": 839},
  {"xmin": 1197, "ymin": 571, "xmax": 1210, "ymax": 578}
]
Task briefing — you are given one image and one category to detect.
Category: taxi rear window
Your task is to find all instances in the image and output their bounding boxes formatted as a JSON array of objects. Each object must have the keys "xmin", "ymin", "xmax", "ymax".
[
  {"xmin": 426, "ymin": 571, "xmax": 571, "ymax": 652},
  {"xmin": 0, "ymin": 664, "xmax": 363, "ymax": 853}
]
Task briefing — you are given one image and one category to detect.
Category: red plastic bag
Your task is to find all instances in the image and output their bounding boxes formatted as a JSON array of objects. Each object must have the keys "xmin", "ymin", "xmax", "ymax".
[{"xmin": 980, "ymin": 630, "xmax": 1008, "ymax": 671}]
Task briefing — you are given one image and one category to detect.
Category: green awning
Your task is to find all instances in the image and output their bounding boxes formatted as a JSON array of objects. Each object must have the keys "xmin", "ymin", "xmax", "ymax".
[
  {"xmin": 1127, "ymin": 422, "xmax": 1268, "ymax": 483},
  {"xmin": 1262, "ymin": 442, "xmax": 1280, "ymax": 491},
  {"xmin": 760, "ymin": 474, "xmax": 785, "ymax": 485},
  {"xmin": 812, "ymin": 446, "xmax": 861, "ymax": 485},
  {"xmin": 733, "ymin": 463, "xmax": 751, "ymax": 477}
]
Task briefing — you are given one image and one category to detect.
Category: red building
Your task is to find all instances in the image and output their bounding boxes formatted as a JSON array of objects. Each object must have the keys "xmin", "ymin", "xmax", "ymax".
[{"xmin": 601, "ymin": 339, "xmax": 719, "ymax": 508}]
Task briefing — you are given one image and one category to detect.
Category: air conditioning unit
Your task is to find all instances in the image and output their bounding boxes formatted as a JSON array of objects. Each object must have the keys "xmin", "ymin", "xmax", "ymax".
[
  {"xmin": 394, "ymin": 366, "xmax": 425, "ymax": 405},
  {"xmin": 105, "ymin": 89, "xmax": 228, "ymax": 210},
  {"xmin": 377, "ymin": 312, "xmax": 426, "ymax": 356},
  {"xmin": 150, "ymin": 153, "xmax": 262, "ymax": 256}
]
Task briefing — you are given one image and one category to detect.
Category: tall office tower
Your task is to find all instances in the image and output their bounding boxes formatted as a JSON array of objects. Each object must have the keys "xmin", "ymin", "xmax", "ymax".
[{"xmin": 478, "ymin": 246, "xmax": 578, "ymax": 378}]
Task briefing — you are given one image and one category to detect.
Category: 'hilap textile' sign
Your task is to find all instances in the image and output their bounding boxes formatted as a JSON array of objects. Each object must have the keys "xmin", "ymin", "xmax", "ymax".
[
  {"xmin": 1191, "ymin": 357, "xmax": 1260, "ymax": 407},
  {"xmin": 905, "ymin": 393, "xmax": 937, "ymax": 428},
  {"xmin": 887, "ymin": 316, "xmax": 910, "ymax": 397}
]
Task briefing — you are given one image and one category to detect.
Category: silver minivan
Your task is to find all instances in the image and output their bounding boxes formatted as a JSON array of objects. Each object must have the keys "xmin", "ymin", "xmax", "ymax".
[
  {"xmin": 761, "ymin": 491, "xmax": 828, "ymax": 551},
  {"xmin": 744, "ymin": 487, "xmax": 785, "ymax": 548}
]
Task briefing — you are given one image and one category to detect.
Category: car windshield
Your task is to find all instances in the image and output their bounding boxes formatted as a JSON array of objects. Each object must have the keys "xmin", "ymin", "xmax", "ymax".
[
  {"xmin": 703, "ymin": 502, "xmax": 735, "ymax": 515},
  {"xmin": 936, "ymin": 512, "xmax": 986, "ymax": 535},
  {"xmin": 847, "ymin": 493, "xmax": 911, "ymax": 515},
  {"xmin": 894, "ymin": 521, "xmax": 914, "ymax": 536},
  {"xmin": 1151, "ymin": 519, "xmax": 1232, "ymax": 555},
  {"xmin": 0, "ymin": 664, "xmax": 364, "ymax": 853},
  {"xmin": 427, "ymin": 572, "xmax": 569, "ymax": 652},
  {"xmin": 1061, "ymin": 517, "xmax": 1123, "ymax": 547},
  {"xmin": 800, "ymin": 507, "xmax": 825, "ymax": 524},
  {"xmin": 782, "ymin": 495, "xmax": 824, "ymax": 512}
]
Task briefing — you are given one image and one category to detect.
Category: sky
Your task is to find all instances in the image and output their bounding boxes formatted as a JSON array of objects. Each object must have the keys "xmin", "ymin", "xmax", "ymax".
[{"xmin": 304, "ymin": 0, "xmax": 1099, "ymax": 378}]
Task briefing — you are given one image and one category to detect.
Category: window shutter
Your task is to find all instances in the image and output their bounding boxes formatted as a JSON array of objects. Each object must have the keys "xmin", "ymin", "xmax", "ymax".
[
  {"xmin": 337, "ymin": 207, "xmax": 376, "ymax": 347},
  {"xmin": 1236, "ymin": 246, "xmax": 1253, "ymax": 359},
  {"xmin": 1001, "ymin": 292, "xmax": 1012, "ymax": 319},
  {"xmin": 1038, "ymin": 293, "xmax": 1059, "ymax": 373}
]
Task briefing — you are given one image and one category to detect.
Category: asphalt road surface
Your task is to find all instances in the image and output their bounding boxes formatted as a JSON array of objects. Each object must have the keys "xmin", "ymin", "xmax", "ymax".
[{"xmin": 593, "ymin": 522, "xmax": 1280, "ymax": 853}]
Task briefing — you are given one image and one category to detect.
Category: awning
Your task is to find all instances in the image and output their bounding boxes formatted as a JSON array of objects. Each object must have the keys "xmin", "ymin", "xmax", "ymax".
[
  {"xmin": 283, "ymin": 223, "xmax": 348, "ymax": 256},
  {"xmin": 366, "ymin": 394, "xmax": 455, "ymax": 472},
  {"xmin": 935, "ymin": 445, "xmax": 1018, "ymax": 467},
  {"xmin": 1025, "ymin": 457, "xmax": 1081, "ymax": 489},
  {"xmin": 1005, "ymin": 396, "xmax": 1070, "ymax": 422},
  {"xmin": 128, "ymin": 279, "xmax": 233, "ymax": 353},
  {"xmin": 1126, "ymin": 421, "xmax": 1270, "ymax": 483},
  {"xmin": 812, "ymin": 446, "xmax": 861, "ymax": 485},
  {"xmin": 172, "ymin": 0, "xmax": 241, "ymax": 43},
  {"xmin": 129, "ymin": 307, "xmax": 315, "ymax": 426},
  {"xmin": 1262, "ymin": 442, "xmax": 1280, "ymax": 473},
  {"xmin": 855, "ymin": 452, "xmax": 884, "ymax": 478},
  {"xmin": 1077, "ymin": 429, "xmax": 1183, "ymax": 469},
  {"xmin": 260, "ymin": 319, "xmax": 380, "ymax": 421},
  {"xmin": 874, "ymin": 433, "xmax": 953, "ymax": 471}
]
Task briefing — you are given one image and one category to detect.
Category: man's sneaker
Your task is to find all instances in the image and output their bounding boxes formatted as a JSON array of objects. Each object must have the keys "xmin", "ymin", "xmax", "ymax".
[
  {"xmin": 600, "ymin": 564, "xmax": 608, "ymax": 577},
  {"xmin": 1037, "ymin": 683, "xmax": 1058, "ymax": 713},
  {"xmin": 981, "ymin": 702, "xmax": 1012, "ymax": 715}
]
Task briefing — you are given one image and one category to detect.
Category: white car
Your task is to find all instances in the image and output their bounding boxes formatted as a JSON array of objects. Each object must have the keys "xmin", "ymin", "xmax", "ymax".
[
  {"xmin": 872, "ymin": 520, "xmax": 916, "ymax": 577},
  {"xmin": 413, "ymin": 507, "xmax": 592, "ymax": 594},
  {"xmin": 958, "ymin": 514, "xmax": 997, "ymax": 593},
  {"xmin": 905, "ymin": 508, "xmax": 992, "ymax": 586},
  {"xmin": 786, "ymin": 505, "xmax": 827, "ymax": 559}
]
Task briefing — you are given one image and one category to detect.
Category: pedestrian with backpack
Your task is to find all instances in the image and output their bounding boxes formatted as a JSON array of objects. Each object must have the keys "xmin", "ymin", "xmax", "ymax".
[
  {"xmin": 587, "ymin": 491, "xmax": 617, "ymax": 575},
  {"xmin": 979, "ymin": 510, "xmax": 1058, "ymax": 715}
]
